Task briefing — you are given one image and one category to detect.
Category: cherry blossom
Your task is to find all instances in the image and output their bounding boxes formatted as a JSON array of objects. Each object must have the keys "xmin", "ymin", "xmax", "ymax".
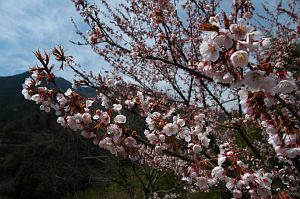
[
  {"xmin": 114, "ymin": 114, "xmax": 127, "ymax": 124},
  {"xmin": 20, "ymin": 0, "xmax": 300, "ymax": 197},
  {"xmin": 211, "ymin": 166, "xmax": 224, "ymax": 179},
  {"xmin": 199, "ymin": 37, "xmax": 220, "ymax": 62},
  {"xmin": 163, "ymin": 123, "xmax": 178, "ymax": 136},
  {"xmin": 230, "ymin": 50, "xmax": 249, "ymax": 68},
  {"xmin": 229, "ymin": 20, "xmax": 254, "ymax": 41},
  {"xmin": 273, "ymin": 80, "xmax": 297, "ymax": 94},
  {"xmin": 243, "ymin": 70, "xmax": 276, "ymax": 92}
]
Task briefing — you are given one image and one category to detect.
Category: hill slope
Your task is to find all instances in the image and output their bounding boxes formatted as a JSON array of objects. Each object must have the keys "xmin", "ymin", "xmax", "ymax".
[{"xmin": 0, "ymin": 73, "xmax": 105, "ymax": 199}]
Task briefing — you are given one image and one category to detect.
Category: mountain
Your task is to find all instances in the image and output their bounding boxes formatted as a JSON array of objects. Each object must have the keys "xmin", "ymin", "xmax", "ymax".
[
  {"xmin": 0, "ymin": 72, "xmax": 96, "ymax": 121},
  {"xmin": 0, "ymin": 72, "xmax": 35, "ymax": 117},
  {"xmin": 0, "ymin": 73, "xmax": 105, "ymax": 199}
]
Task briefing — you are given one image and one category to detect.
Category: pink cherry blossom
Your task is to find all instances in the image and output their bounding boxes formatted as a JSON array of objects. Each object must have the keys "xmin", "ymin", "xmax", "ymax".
[
  {"xmin": 230, "ymin": 50, "xmax": 249, "ymax": 68},
  {"xmin": 199, "ymin": 38, "xmax": 220, "ymax": 62}
]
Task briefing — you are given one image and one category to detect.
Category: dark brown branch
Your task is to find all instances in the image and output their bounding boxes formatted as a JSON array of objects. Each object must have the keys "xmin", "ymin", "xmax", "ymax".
[
  {"xmin": 275, "ymin": 94, "xmax": 300, "ymax": 122},
  {"xmin": 199, "ymin": 80, "xmax": 262, "ymax": 160}
]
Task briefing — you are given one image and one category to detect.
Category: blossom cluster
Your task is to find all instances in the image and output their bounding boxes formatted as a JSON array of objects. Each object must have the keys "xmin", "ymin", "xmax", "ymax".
[{"xmin": 22, "ymin": 0, "xmax": 300, "ymax": 198}]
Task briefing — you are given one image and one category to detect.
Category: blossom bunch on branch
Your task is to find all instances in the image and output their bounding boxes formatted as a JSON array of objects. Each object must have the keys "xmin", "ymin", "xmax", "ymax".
[{"xmin": 22, "ymin": 0, "xmax": 300, "ymax": 198}]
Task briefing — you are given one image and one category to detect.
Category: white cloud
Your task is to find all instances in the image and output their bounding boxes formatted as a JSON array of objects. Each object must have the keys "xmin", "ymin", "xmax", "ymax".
[
  {"xmin": 0, "ymin": 0, "xmax": 106, "ymax": 79},
  {"xmin": 0, "ymin": 0, "xmax": 283, "ymax": 79}
]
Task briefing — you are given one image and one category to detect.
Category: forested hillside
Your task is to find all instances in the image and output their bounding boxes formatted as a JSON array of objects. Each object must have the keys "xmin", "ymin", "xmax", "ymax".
[{"xmin": 0, "ymin": 73, "xmax": 109, "ymax": 198}]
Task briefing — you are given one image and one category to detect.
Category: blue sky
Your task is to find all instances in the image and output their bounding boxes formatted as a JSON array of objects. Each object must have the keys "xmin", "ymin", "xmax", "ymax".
[
  {"xmin": 0, "ymin": 0, "xmax": 106, "ymax": 79},
  {"xmin": 0, "ymin": 0, "xmax": 277, "ymax": 79}
]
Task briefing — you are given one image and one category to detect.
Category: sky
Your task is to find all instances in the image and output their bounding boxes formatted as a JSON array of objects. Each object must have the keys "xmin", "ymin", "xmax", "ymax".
[
  {"xmin": 0, "ymin": 0, "xmax": 106, "ymax": 79},
  {"xmin": 0, "ymin": 0, "xmax": 278, "ymax": 80}
]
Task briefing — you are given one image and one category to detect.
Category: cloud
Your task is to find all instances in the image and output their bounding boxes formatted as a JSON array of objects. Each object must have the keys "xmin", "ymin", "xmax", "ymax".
[
  {"xmin": 0, "ymin": 0, "xmax": 285, "ymax": 79},
  {"xmin": 0, "ymin": 0, "xmax": 105, "ymax": 79}
]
